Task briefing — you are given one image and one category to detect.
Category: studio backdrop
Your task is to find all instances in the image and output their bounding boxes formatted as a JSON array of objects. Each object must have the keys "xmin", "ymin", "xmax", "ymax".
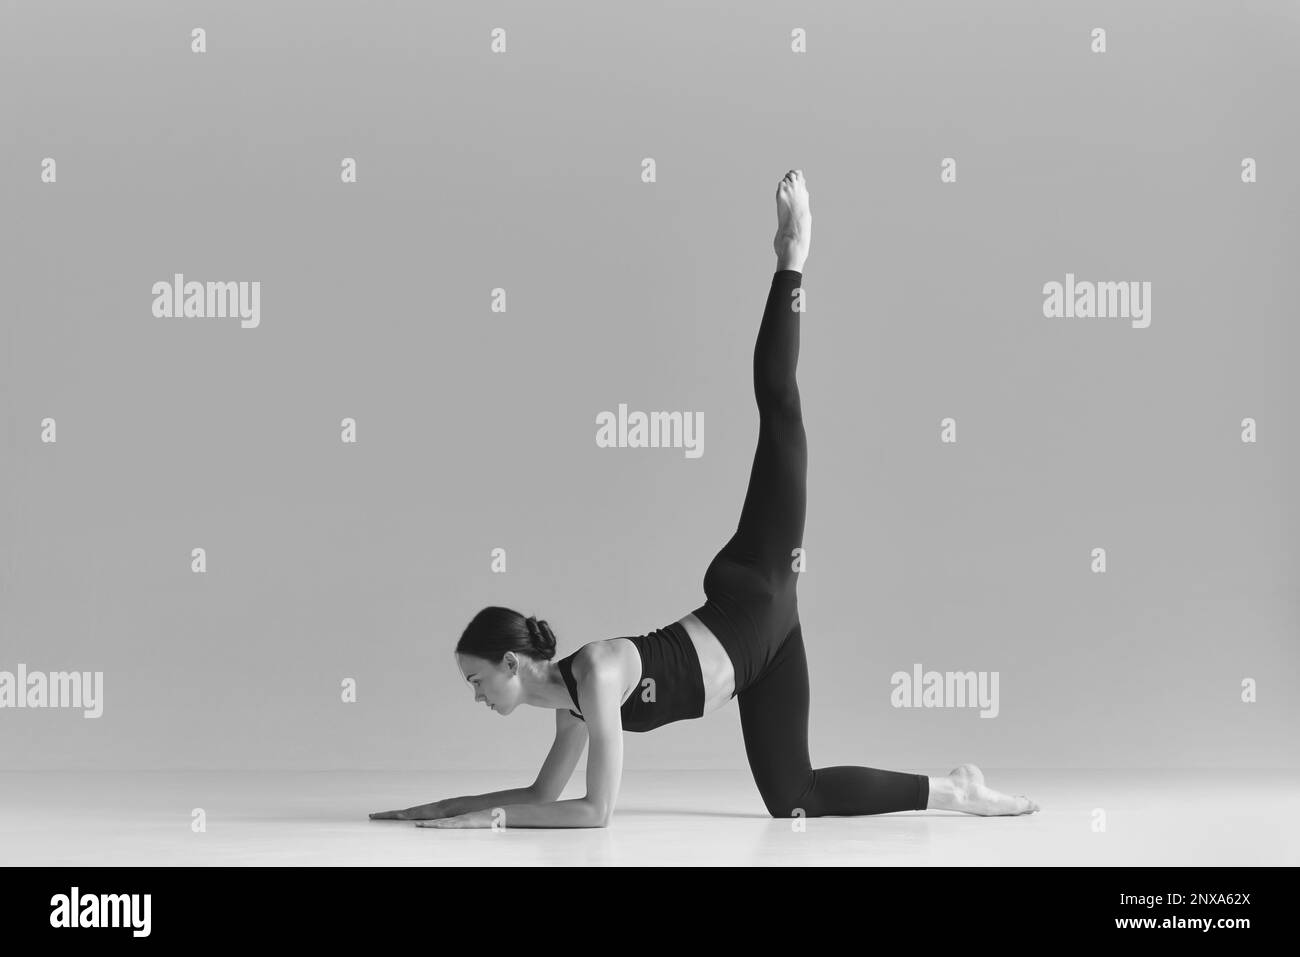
[{"xmin": 2, "ymin": 0, "xmax": 1296, "ymax": 771}]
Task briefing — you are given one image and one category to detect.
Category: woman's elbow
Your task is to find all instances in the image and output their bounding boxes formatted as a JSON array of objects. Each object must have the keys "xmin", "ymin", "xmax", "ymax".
[{"xmin": 588, "ymin": 800, "xmax": 613, "ymax": 827}]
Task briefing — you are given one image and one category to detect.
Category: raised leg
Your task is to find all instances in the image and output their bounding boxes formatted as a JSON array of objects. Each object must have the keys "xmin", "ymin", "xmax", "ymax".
[
  {"xmin": 723, "ymin": 268, "xmax": 808, "ymax": 583},
  {"xmin": 692, "ymin": 172, "xmax": 816, "ymax": 695},
  {"xmin": 721, "ymin": 170, "xmax": 814, "ymax": 583}
]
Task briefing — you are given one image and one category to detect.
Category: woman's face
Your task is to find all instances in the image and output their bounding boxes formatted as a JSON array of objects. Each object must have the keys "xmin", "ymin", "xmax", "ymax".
[{"xmin": 457, "ymin": 653, "xmax": 518, "ymax": 715}]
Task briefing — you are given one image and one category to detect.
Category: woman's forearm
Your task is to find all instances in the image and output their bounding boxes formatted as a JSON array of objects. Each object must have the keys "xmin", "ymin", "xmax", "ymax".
[{"xmin": 489, "ymin": 798, "xmax": 607, "ymax": 828}]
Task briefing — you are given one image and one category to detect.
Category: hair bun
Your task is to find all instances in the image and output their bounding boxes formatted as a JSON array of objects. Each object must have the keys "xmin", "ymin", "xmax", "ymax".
[{"xmin": 526, "ymin": 616, "xmax": 557, "ymax": 657}]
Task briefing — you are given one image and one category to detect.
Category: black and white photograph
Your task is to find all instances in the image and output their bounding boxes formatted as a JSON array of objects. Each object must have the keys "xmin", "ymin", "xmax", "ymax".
[{"xmin": 1, "ymin": 0, "xmax": 1295, "ymax": 940}]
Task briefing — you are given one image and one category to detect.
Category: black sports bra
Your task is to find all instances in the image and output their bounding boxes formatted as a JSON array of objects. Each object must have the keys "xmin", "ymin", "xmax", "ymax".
[{"xmin": 554, "ymin": 621, "xmax": 704, "ymax": 733}]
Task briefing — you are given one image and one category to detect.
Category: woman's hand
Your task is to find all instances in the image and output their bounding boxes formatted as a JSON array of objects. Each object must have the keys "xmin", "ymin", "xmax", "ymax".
[
  {"xmin": 414, "ymin": 809, "xmax": 497, "ymax": 829},
  {"xmin": 369, "ymin": 801, "xmax": 449, "ymax": 821},
  {"xmin": 369, "ymin": 808, "xmax": 415, "ymax": 820}
]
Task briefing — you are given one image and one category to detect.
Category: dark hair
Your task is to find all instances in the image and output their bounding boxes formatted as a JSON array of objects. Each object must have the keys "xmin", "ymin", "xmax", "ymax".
[{"xmin": 456, "ymin": 606, "xmax": 558, "ymax": 663}]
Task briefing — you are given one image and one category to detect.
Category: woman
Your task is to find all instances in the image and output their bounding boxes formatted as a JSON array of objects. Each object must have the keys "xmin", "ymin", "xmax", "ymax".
[{"xmin": 372, "ymin": 170, "xmax": 1040, "ymax": 828}]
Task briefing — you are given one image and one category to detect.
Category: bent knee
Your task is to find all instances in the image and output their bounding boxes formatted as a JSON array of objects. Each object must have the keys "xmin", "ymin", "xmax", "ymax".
[
  {"xmin": 758, "ymin": 783, "xmax": 815, "ymax": 819},
  {"xmin": 766, "ymin": 801, "xmax": 817, "ymax": 820}
]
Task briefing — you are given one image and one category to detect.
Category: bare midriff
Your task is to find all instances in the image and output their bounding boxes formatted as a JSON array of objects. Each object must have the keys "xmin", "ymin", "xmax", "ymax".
[
  {"xmin": 591, "ymin": 615, "xmax": 737, "ymax": 718},
  {"xmin": 677, "ymin": 611, "xmax": 736, "ymax": 714}
]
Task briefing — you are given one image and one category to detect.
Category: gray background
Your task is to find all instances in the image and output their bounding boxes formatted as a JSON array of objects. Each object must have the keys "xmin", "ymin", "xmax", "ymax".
[{"xmin": 1, "ymin": 0, "xmax": 1296, "ymax": 771}]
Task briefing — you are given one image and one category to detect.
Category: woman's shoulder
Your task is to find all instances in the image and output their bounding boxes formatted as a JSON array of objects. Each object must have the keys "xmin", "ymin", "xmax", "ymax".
[
  {"xmin": 566, "ymin": 638, "xmax": 608, "ymax": 673},
  {"xmin": 567, "ymin": 637, "xmax": 638, "ymax": 683}
]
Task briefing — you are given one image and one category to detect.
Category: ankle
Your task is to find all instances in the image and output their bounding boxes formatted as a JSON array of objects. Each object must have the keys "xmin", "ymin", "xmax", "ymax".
[{"xmin": 927, "ymin": 775, "xmax": 960, "ymax": 811}]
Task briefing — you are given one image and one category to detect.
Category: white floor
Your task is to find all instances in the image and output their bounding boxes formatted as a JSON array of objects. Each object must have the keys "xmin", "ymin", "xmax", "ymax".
[{"xmin": 1, "ymin": 769, "xmax": 1294, "ymax": 867}]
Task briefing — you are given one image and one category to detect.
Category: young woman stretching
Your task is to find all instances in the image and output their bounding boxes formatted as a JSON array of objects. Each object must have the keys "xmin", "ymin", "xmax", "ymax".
[{"xmin": 372, "ymin": 170, "xmax": 1041, "ymax": 828}]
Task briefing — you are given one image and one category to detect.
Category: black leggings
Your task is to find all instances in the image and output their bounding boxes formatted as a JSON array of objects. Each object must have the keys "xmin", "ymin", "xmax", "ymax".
[{"xmin": 690, "ymin": 270, "xmax": 930, "ymax": 818}]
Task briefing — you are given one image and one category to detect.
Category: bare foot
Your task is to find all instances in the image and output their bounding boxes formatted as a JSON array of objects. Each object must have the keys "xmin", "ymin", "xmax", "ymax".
[
  {"xmin": 774, "ymin": 169, "xmax": 812, "ymax": 272},
  {"xmin": 948, "ymin": 763, "xmax": 1040, "ymax": 816}
]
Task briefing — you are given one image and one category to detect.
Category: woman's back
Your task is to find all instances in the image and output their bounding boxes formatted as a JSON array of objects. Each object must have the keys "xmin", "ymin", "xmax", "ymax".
[{"xmin": 555, "ymin": 621, "xmax": 707, "ymax": 732}]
